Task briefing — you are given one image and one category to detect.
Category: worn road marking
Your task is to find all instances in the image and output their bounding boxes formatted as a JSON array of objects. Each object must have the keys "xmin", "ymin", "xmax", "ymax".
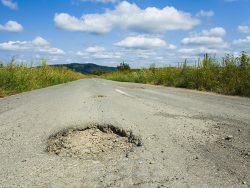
[
  {"xmin": 142, "ymin": 89, "xmax": 163, "ymax": 96},
  {"xmin": 115, "ymin": 89, "xmax": 133, "ymax": 97}
]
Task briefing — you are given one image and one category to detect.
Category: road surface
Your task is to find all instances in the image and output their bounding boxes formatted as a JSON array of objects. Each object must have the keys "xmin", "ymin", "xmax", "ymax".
[{"xmin": 0, "ymin": 78, "xmax": 249, "ymax": 187}]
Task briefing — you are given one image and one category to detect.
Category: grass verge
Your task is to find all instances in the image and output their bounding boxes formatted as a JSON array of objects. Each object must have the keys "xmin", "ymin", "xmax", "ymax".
[
  {"xmin": 0, "ymin": 60, "xmax": 84, "ymax": 97},
  {"xmin": 102, "ymin": 52, "xmax": 250, "ymax": 97}
]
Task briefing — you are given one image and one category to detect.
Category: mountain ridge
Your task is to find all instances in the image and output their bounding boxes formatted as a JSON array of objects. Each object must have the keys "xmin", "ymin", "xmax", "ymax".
[{"xmin": 51, "ymin": 63, "xmax": 117, "ymax": 75}]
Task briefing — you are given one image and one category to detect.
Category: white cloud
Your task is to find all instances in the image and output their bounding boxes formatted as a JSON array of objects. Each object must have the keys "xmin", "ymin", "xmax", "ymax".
[
  {"xmin": 0, "ymin": 21, "xmax": 23, "ymax": 32},
  {"xmin": 54, "ymin": 13, "xmax": 112, "ymax": 33},
  {"xmin": 76, "ymin": 51, "xmax": 87, "ymax": 56},
  {"xmin": 0, "ymin": 36, "xmax": 65, "ymax": 55},
  {"xmin": 114, "ymin": 36, "xmax": 168, "ymax": 49},
  {"xmin": 93, "ymin": 52, "xmax": 121, "ymax": 59},
  {"xmin": 196, "ymin": 10, "xmax": 214, "ymax": 17},
  {"xmin": 179, "ymin": 47, "xmax": 217, "ymax": 56},
  {"xmin": 54, "ymin": 1, "xmax": 199, "ymax": 34},
  {"xmin": 181, "ymin": 27, "xmax": 227, "ymax": 48},
  {"xmin": 168, "ymin": 44, "xmax": 177, "ymax": 50},
  {"xmin": 200, "ymin": 27, "xmax": 226, "ymax": 37},
  {"xmin": 1, "ymin": 0, "xmax": 17, "ymax": 9},
  {"xmin": 38, "ymin": 47, "xmax": 65, "ymax": 55},
  {"xmin": 238, "ymin": 25, "xmax": 250, "ymax": 33},
  {"xmin": 233, "ymin": 36, "xmax": 250, "ymax": 46},
  {"xmin": 0, "ymin": 41, "xmax": 29, "ymax": 51},
  {"xmin": 77, "ymin": 48, "xmax": 121, "ymax": 59},
  {"xmin": 32, "ymin": 36, "xmax": 49, "ymax": 46},
  {"xmin": 182, "ymin": 36, "xmax": 225, "ymax": 47},
  {"xmin": 180, "ymin": 27, "xmax": 228, "ymax": 57},
  {"xmin": 85, "ymin": 46, "xmax": 106, "ymax": 53}
]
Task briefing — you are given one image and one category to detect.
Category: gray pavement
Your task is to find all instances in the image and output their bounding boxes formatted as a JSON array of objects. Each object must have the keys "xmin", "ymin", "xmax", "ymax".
[{"xmin": 0, "ymin": 78, "xmax": 249, "ymax": 187}]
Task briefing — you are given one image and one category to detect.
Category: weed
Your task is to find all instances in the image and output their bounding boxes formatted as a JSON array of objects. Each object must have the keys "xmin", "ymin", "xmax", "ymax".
[
  {"xmin": 0, "ymin": 59, "xmax": 84, "ymax": 97},
  {"xmin": 102, "ymin": 52, "xmax": 250, "ymax": 97}
]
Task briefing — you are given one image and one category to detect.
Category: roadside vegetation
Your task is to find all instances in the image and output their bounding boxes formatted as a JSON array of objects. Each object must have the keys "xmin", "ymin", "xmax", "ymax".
[
  {"xmin": 0, "ymin": 59, "xmax": 84, "ymax": 97},
  {"xmin": 103, "ymin": 52, "xmax": 250, "ymax": 97}
]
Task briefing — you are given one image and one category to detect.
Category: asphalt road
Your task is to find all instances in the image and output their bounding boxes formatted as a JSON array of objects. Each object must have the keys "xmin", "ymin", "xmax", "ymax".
[{"xmin": 0, "ymin": 78, "xmax": 249, "ymax": 187}]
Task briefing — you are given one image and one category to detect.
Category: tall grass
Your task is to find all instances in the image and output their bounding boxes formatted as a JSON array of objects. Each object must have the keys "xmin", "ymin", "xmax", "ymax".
[
  {"xmin": 103, "ymin": 52, "xmax": 250, "ymax": 97},
  {"xmin": 0, "ymin": 59, "xmax": 84, "ymax": 97}
]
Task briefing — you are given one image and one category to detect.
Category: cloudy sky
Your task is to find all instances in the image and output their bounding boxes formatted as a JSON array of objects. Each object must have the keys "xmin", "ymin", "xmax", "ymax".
[{"xmin": 0, "ymin": 0, "xmax": 250, "ymax": 67}]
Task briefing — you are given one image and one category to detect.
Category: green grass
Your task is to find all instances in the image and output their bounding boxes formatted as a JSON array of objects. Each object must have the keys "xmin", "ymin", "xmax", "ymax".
[
  {"xmin": 103, "ymin": 52, "xmax": 250, "ymax": 97},
  {"xmin": 0, "ymin": 60, "xmax": 84, "ymax": 97}
]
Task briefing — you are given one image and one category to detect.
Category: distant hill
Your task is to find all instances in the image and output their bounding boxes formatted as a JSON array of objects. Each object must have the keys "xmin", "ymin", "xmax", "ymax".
[{"xmin": 51, "ymin": 63, "xmax": 117, "ymax": 75}]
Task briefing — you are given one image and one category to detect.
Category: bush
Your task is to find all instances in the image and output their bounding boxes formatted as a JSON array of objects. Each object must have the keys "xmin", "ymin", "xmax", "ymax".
[{"xmin": 117, "ymin": 62, "xmax": 131, "ymax": 72}]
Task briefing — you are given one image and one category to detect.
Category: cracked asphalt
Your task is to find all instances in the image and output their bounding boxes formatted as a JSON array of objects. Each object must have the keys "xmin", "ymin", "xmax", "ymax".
[{"xmin": 0, "ymin": 78, "xmax": 249, "ymax": 187}]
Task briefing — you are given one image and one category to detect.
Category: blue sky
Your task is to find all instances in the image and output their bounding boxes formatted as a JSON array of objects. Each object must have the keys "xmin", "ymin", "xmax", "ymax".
[{"xmin": 0, "ymin": 0, "xmax": 250, "ymax": 67}]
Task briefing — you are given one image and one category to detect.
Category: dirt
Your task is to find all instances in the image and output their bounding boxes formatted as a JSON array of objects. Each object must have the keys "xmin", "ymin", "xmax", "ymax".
[{"xmin": 47, "ymin": 125, "xmax": 142, "ymax": 160}]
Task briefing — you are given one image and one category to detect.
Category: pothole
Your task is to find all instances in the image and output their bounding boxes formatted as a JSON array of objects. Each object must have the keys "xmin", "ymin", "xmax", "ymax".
[{"xmin": 47, "ymin": 124, "xmax": 142, "ymax": 159}]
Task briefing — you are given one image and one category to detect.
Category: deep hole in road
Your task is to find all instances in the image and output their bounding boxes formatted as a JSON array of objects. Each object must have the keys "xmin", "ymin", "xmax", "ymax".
[{"xmin": 47, "ymin": 124, "xmax": 142, "ymax": 159}]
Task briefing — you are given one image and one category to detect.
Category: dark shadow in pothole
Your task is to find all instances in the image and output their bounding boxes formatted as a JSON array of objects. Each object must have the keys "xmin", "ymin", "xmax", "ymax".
[{"xmin": 47, "ymin": 124, "xmax": 142, "ymax": 160}]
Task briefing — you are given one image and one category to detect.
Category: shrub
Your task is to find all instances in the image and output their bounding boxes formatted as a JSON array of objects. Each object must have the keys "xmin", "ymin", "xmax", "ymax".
[
  {"xmin": 103, "ymin": 52, "xmax": 250, "ymax": 97},
  {"xmin": 117, "ymin": 62, "xmax": 131, "ymax": 72}
]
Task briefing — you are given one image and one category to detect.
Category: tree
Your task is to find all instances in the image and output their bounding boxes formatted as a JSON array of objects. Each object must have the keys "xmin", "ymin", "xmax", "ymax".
[
  {"xmin": 239, "ymin": 51, "xmax": 249, "ymax": 69},
  {"xmin": 117, "ymin": 61, "xmax": 130, "ymax": 71},
  {"xmin": 92, "ymin": 69, "xmax": 107, "ymax": 76}
]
